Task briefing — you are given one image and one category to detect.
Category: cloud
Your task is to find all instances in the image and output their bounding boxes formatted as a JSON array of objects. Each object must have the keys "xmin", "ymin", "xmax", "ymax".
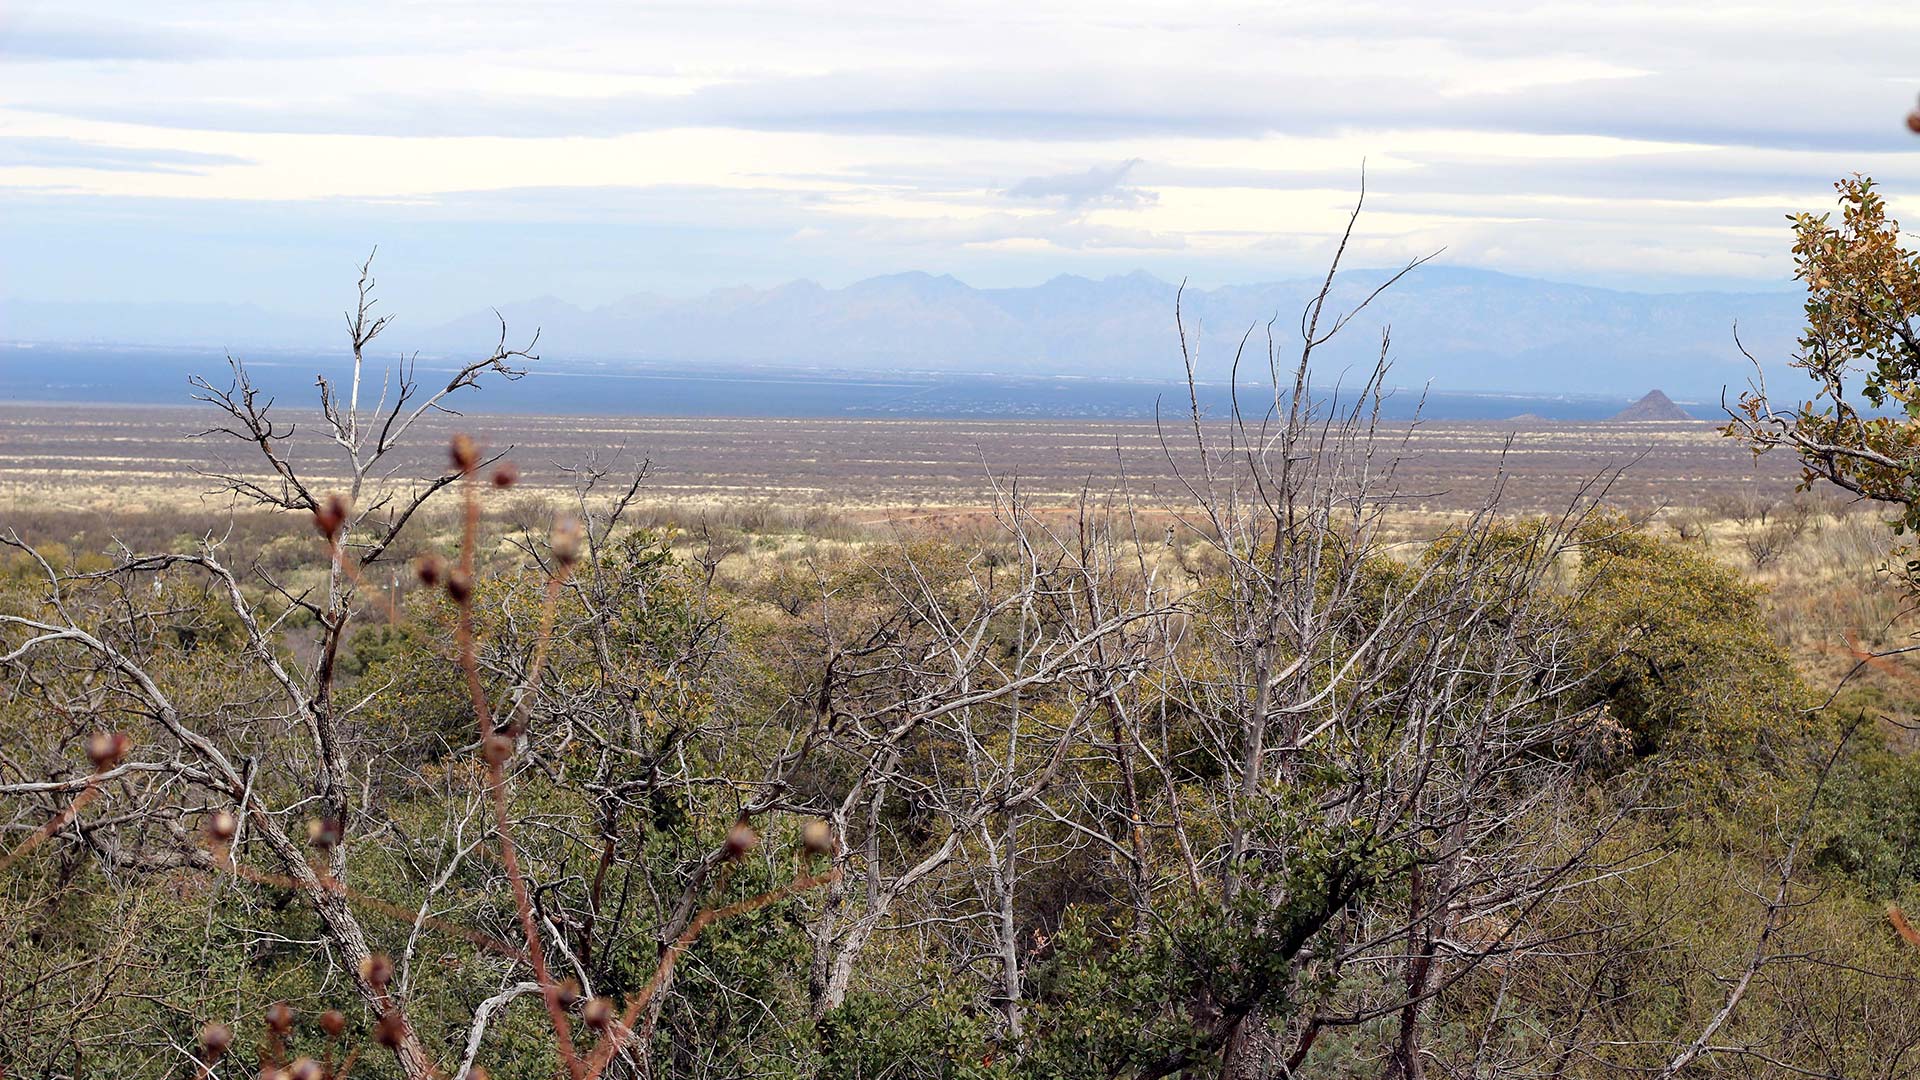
[
  {"xmin": 0, "ymin": 15, "xmax": 216, "ymax": 61},
  {"xmin": 21, "ymin": 66, "xmax": 1916, "ymax": 161},
  {"xmin": 6, "ymin": 0, "xmax": 1920, "ymax": 306},
  {"xmin": 12, "ymin": 92, "xmax": 677, "ymax": 140},
  {"xmin": 0, "ymin": 137, "xmax": 250, "ymax": 174},
  {"xmin": 10, "ymin": 20, "xmax": 1915, "ymax": 158},
  {"xmin": 1006, "ymin": 159, "xmax": 1155, "ymax": 207}
]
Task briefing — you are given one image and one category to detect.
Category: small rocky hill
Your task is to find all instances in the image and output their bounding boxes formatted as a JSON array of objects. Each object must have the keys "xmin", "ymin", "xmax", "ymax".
[{"xmin": 1610, "ymin": 389, "xmax": 1693, "ymax": 421}]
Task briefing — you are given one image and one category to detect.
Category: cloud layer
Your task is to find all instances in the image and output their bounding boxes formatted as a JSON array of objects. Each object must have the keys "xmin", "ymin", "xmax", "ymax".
[{"xmin": 3, "ymin": 0, "xmax": 1917, "ymax": 323}]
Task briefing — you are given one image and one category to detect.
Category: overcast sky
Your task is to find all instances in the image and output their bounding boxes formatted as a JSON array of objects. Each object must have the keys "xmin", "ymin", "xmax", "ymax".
[{"xmin": 4, "ymin": 1, "xmax": 1920, "ymax": 321}]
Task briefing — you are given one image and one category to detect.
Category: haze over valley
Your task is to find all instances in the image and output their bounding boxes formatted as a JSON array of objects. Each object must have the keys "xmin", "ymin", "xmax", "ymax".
[{"xmin": 2, "ymin": 265, "xmax": 1800, "ymax": 412}]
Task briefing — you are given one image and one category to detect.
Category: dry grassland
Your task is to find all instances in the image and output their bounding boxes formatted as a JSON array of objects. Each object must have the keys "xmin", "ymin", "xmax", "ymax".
[{"xmin": 7, "ymin": 402, "xmax": 1909, "ymax": 701}]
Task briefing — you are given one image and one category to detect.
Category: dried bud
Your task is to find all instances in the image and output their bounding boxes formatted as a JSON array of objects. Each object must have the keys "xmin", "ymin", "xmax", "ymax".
[
  {"xmin": 480, "ymin": 734, "xmax": 515, "ymax": 767},
  {"xmin": 288, "ymin": 1058, "xmax": 324, "ymax": 1080},
  {"xmin": 265, "ymin": 1001, "xmax": 295, "ymax": 1034},
  {"xmin": 358, "ymin": 952, "xmax": 394, "ymax": 990},
  {"xmin": 553, "ymin": 978, "xmax": 583, "ymax": 1008},
  {"xmin": 450, "ymin": 434, "xmax": 481, "ymax": 474},
  {"xmin": 373, "ymin": 1010, "xmax": 406, "ymax": 1048},
  {"xmin": 724, "ymin": 821, "xmax": 758, "ymax": 861},
  {"xmin": 205, "ymin": 808, "xmax": 240, "ymax": 843},
  {"xmin": 86, "ymin": 730, "xmax": 130, "ymax": 770},
  {"xmin": 414, "ymin": 553, "xmax": 446, "ymax": 587},
  {"xmin": 446, "ymin": 568, "xmax": 474, "ymax": 604},
  {"xmin": 312, "ymin": 493, "xmax": 349, "ymax": 541},
  {"xmin": 198, "ymin": 1022, "xmax": 233, "ymax": 1060},
  {"xmin": 319, "ymin": 1009, "xmax": 347, "ymax": 1038},
  {"xmin": 801, "ymin": 819, "xmax": 833, "ymax": 856},
  {"xmin": 582, "ymin": 996, "xmax": 615, "ymax": 1030},
  {"xmin": 491, "ymin": 462, "xmax": 519, "ymax": 488},
  {"xmin": 1908, "ymin": 109, "xmax": 1920, "ymax": 135},
  {"xmin": 359, "ymin": 949, "xmax": 391, "ymax": 983},
  {"xmin": 550, "ymin": 516, "xmax": 582, "ymax": 567},
  {"xmin": 306, "ymin": 816, "xmax": 343, "ymax": 850}
]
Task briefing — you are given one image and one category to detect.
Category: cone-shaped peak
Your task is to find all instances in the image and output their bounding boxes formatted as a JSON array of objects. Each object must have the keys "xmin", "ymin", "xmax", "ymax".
[{"xmin": 1610, "ymin": 389, "xmax": 1693, "ymax": 421}]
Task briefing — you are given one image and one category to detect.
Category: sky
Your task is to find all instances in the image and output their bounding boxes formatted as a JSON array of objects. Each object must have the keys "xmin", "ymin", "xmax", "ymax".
[{"xmin": 4, "ymin": 1, "xmax": 1920, "ymax": 323}]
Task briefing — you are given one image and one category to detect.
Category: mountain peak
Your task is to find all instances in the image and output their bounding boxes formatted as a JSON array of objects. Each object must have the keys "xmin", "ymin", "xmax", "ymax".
[{"xmin": 1610, "ymin": 389, "xmax": 1694, "ymax": 421}]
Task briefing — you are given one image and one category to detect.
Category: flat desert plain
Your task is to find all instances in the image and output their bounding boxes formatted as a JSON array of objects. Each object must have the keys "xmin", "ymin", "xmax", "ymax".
[{"xmin": 0, "ymin": 404, "xmax": 1799, "ymax": 515}]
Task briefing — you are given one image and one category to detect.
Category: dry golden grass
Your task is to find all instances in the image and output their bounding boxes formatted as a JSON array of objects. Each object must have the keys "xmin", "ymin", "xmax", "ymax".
[{"xmin": 1636, "ymin": 500, "xmax": 1920, "ymax": 728}]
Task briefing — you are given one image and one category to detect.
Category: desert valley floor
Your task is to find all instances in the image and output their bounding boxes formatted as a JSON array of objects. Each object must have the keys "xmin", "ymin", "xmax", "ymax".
[{"xmin": 0, "ymin": 403, "xmax": 1800, "ymax": 515}]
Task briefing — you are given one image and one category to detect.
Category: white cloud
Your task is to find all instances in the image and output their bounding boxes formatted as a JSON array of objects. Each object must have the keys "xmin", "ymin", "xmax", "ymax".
[{"xmin": 4, "ymin": 0, "xmax": 1919, "ymax": 303}]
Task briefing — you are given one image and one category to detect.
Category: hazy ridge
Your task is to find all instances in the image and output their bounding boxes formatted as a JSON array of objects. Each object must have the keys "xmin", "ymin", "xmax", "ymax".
[{"xmin": 1, "ymin": 266, "xmax": 1802, "ymax": 398}]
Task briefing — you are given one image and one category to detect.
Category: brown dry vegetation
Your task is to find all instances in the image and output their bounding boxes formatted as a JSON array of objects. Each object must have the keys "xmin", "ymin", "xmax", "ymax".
[
  {"xmin": 8, "ymin": 427, "xmax": 1920, "ymax": 1057},
  {"xmin": 2, "ymin": 401, "xmax": 1829, "ymax": 677},
  {"xmin": 11, "ymin": 398, "xmax": 1920, "ymax": 1079},
  {"xmin": 5, "ymin": 404, "xmax": 1847, "ymax": 679}
]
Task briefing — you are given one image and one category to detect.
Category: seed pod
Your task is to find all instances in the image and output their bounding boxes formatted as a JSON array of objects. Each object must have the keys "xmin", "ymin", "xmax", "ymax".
[
  {"xmin": 312, "ymin": 493, "xmax": 349, "ymax": 540},
  {"xmin": 205, "ymin": 808, "xmax": 240, "ymax": 843},
  {"xmin": 359, "ymin": 952, "xmax": 394, "ymax": 989},
  {"xmin": 491, "ymin": 462, "xmax": 519, "ymax": 488},
  {"xmin": 86, "ymin": 730, "xmax": 129, "ymax": 770},
  {"xmin": 415, "ymin": 553, "xmax": 446, "ymax": 587},
  {"xmin": 553, "ymin": 978, "xmax": 583, "ymax": 1008},
  {"xmin": 373, "ymin": 1010, "xmax": 406, "ymax": 1048},
  {"xmin": 480, "ymin": 734, "xmax": 514, "ymax": 767},
  {"xmin": 550, "ymin": 516, "xmax": 582, "ymax": 567},
  {"xmin": 319, "ymin": 1009, "xmax": 347, "ymax": 1038},
  {"xmin": 582, "ymin": 996, "xmax": 615, "ymax": 1030},
  {"xmin": 801, "ymin": 819, "xmax": 833, "ymax": 856},
  {"xmin": 450, "ymin": 434, "xmax": 481, "ymax": 474},
  {"xmin": 1908, "ymin": 109, "xmax": 1920, "ymax": 135},
  {"xmin": 265, "ymin": 1001, "xmax": 295, "ymax": 1034},
  {"xmin": 446, "ymin": 569, "xmax": 474, "ymax": 604},
  {"xmin": 306, "ymin": 816, "xmax": 342, "ymax": 850},
  {"xmin": 288, "ymin": 1058, "xmax": 324, "ymax": 1080},
  {"xmin": 724, "ymin": 821, "xmax": 758, "ymax": 861},
  {"xmin": 198, "ymin": 1022, "xmax": 233, "ymax": 1060}
]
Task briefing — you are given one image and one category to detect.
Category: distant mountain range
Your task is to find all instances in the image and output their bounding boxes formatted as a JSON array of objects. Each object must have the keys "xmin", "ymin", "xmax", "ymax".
[{"xmin": 0, "ymin": 267, "xmax": 1803, "ymax": 397}]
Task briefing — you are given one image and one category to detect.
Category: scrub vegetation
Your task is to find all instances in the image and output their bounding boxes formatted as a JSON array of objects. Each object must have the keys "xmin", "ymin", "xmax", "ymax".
[{"xmin": 7, "ymin": 184, "xmax": 1920, "ymax": 1080}]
